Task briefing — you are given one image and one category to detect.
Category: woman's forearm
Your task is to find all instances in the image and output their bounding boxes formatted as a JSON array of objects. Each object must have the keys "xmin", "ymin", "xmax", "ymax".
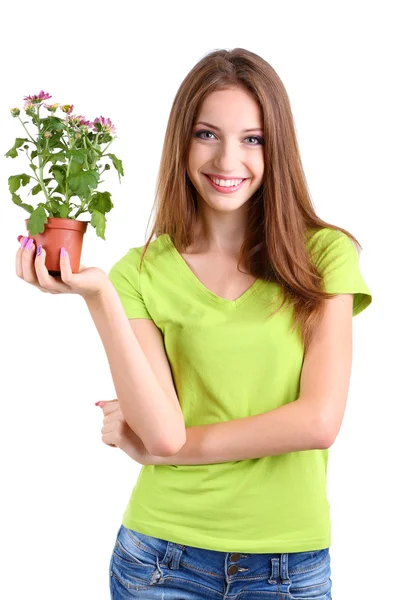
[
  {"xmin": 146, "ymin": 398, "xmax": 324, "ymax": 465},
  {"xmin": 83, "ymin": 282, "xmax": 186, "ymax": 457}
]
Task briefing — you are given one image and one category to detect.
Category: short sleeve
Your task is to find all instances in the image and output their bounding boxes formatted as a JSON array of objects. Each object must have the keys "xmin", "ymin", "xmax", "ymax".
[
  {"xmin": 107, "ymin": 248, "xmax": 152, "ymax": 320},
  {"xmin": 309, "ymin": 228, "xmax": 372, "ymax": 317}
]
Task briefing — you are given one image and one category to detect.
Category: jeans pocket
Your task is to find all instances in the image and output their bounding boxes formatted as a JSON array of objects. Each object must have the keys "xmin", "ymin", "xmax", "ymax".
[
  {"xmin": 288, "ymin": 548, "xmax": 332, "ymax": 600},
  {"xmin": 111, "ymin": 524, "xmax": 165, "ymax": 590}
]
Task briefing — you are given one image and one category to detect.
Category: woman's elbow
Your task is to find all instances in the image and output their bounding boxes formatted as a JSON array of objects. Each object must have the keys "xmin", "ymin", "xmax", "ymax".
[{"xmin": 150, "ymin": 417, "xmax": 186, "ymax": 457}]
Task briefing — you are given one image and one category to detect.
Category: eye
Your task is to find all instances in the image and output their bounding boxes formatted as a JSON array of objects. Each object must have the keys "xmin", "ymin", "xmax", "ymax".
[
  {"xmin": 245, "ymin": 135, "xmax": 265, "ymax": 146},
  {"xmin": 194, "ymin": 130, "xmax": 216, "ymax": 140},
  {"xmin": 194, "ymin": 130, "xmax": 264, "ymax": 145}
]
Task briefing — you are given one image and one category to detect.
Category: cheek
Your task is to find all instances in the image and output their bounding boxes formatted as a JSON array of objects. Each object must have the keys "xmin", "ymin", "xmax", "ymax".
[
  {"xmin": 188, "ymin": 143, "xmax": 212, "ymax": 169},
  {"xmin": 251, "ymin": 155, "xmax": 265, "ymax": 180}
]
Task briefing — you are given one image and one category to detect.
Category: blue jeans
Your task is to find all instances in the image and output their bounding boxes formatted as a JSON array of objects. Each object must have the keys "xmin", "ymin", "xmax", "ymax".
[{"xmin": 109, "ymin": 524, "xmax": 332, "ymax": 599}]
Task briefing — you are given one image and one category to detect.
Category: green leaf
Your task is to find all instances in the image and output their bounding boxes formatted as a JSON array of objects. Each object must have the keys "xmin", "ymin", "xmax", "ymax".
[
  {"xmin": 48, "ymin": 136, "xmax": 65, "ymax": 150},
  {"xmin": 5, "ymin": 138, "xmax": 27, "ymax": 158},
  {"xmin": 49, "ymin": 164, "xmax": 66, "ymax": 190},
  {"xmin": 8, "ymin": 173, "xmax": 31, "ymax": 193},
  {"xmin": 68, "ymin": 169, "xmax": 99, "ymax": 197},
  {"xmin": 47, "ymin": 116, "xmax": 65, "ymax": 131},
  {"xmin": 11, "ymin": 193, "xmax": 34, "ymax": 214},
  {"xmin": 88, "ymin": 191, "xmax": 113, "ymax": 214},
  {"xmin": 51, "ymin": 184, "xmax": 65, "ymax": 195},
  {"xmin": 30, "ymin": 179, "xmax": 51, "ymax": 196},
  {"xmin": 106, "ymin": 153, "xmax": 124, "ymax": 182},
  {"xmin": 27, "ymin": 205, "xmax": 48, "ymax": 235},
  {"xmin": 31, "ymin": 150, "xmax": 38, "ymax": 160},
  {"xmin": 90, "ymin": 210, "xmax": 106, "ymax": 240},
  {"xmin": 67, "ymin": 148, "xmax": 87, "ymax": 165},
  {"xmin": 48, "ymin": 151, "xmax": 67, "ymax": 164},
  {"xmin": 31, "ymin": 183, "xmax": 42, "ymax": 196},
  {"xmin": 59, "ymin": 204, "xmax": 71, "ymax": 218},
  {"xmin": 49, "ymin": 199, "xmax": 61, "ymax": 213},
  {"xmin": 68, "ymin": 159, "xmax": 82, "ymax": 176}
]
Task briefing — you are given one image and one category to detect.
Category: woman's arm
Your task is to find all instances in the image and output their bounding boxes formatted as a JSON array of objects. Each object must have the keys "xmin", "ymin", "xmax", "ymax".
[
  {"xmin": 145, "ymin": 399, "xmax": 323, "ymax": 465},
  {"xmin": 145, "ymin": 294, "xmax": 353, "ymax": 465},
  {"xmin": 84, "ymin": 281, "xmax": 186, "ymax": 457}
]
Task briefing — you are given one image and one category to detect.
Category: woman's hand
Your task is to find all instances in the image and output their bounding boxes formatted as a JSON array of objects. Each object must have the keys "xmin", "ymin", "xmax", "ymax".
[
  {"xmin": 96, "ymin": 399, "xmax": 155, "ymax": 465},
  {"xmin": 16, "ymin": 235, "xmax": 109, "ymax": 299}
]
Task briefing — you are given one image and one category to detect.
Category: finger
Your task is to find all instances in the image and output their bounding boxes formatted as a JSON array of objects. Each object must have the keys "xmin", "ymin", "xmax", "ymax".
[
  {"xmin": 34, "ymin": 246, "xmax": 70, "ymax": 293},
  {"xmin": 101, "ymin": 427, "xmax": 119, "ymax": 447},
  {"xmin": 101, "ymin": 400, "xmax": 121, "ymax": 416},
  {"xmin": 16, "ymin": 236, "xmax": 30, "ymax": 279},
  {"xmin": 102, "ymin": 437, "xmax": 117, "ymax": 448},
  {"xmin": 59, "ymin": 247, "xmax": 74, "ymax": 285},
  {"xmin": 103, "ymin": 411, "xmax": 124, "ymax": 425},
  {"xmin": 16, "ymin": 238, "xmax": 50, "ymax": 293},
  {"xmin": 21, "ymin": 238, "xmax": 45, "ymax": 287}
]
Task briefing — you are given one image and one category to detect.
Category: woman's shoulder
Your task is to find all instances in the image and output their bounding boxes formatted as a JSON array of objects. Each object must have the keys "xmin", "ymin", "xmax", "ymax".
[
  {"xmin": 306, "ymin": 225, "xmax": 350, "ymax": 245},
  {"xmin": 109, "ymin": 234, "xmax": 171, "ymax": 275},
  {"xmin": 305, "ymin": 226, "xmax": 357, "ymax": 262}
]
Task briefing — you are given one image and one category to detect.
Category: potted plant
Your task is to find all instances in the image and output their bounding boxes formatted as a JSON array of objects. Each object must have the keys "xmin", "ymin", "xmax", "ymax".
[{"xmin": 6, "ymin": 90, "xmax": 124, "ymax": 274}]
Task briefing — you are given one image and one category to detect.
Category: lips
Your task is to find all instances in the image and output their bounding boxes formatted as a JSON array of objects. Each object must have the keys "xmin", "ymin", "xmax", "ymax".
[
  {"xmin": 202, "ymin": 173, "xmax": 249, "ymax": 194},
  {"xmin": 205, "ymin": 174, "xmax": 248, "ymax": 181}
]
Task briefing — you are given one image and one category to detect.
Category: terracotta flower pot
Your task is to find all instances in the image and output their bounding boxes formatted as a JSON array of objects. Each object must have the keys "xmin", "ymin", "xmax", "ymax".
[{"xmin": 25, "ymin": 217, "xmax": 89, "ymax": 276}]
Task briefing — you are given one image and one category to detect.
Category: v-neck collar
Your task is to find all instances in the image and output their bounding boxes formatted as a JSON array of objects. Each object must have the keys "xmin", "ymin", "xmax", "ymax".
[{"xmin": 161, "ymin": 233, "xmax": 263, "ymax": 309}]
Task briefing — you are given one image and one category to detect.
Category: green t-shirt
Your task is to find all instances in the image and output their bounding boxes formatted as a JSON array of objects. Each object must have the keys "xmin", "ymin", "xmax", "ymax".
[{"xmin": 107, "ymin": 227, "xmax": 372, "ymax": 553}]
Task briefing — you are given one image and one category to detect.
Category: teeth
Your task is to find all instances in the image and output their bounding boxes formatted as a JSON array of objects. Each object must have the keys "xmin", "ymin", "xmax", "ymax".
[{"xmin": 209, "ymin": 176, "xmax": 244, "ymax": 187}]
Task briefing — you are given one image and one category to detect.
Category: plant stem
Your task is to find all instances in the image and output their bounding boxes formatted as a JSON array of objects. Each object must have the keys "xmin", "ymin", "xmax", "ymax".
[
  {"xmin": 23, "ymin": 147, "xmax": 40, "ymax": 183},
  {"xmin": 74, "ymin": 207, "xmax": 86, "ymax": 218},
  {"xmin": 83, "ymin": 136, "xmax": 89, "ymax": 169},
  {"xmin": 35, "ymin": 105, "xmax": 51, "ymax": 203},
  {"xmin": 17, "ymin": 116, "xmax": 36, "ymax": 143},
  {"xmin": 101, "ymin": 138, "xmax": 114, "ymax": 154},
  {"xmin": 64, "ymin": 116, "xmax": 74, "ymax": 206}
]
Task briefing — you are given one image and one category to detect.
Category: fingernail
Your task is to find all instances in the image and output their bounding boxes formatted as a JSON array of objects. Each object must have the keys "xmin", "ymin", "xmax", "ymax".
[
  {"xmin": 36, "ymin": 244, "xmax": 42, "ymax": 257},
  {"xmin": 17, "ymin": 235, "xmax": 23, "ymax": 242},
  {"xmin": 20, "ymin": 236, "xmax": 28, "ymax": 248},
  {"xmin": 25, "ymin": 238, "xmax": 33, "ymax": 250},
  {"xmin": 60, "ymin": 247, "xmax": 66, "ymax": 258}
]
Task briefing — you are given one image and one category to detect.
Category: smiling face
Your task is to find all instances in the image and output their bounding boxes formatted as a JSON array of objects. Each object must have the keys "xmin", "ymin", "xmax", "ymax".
[{"xmin": 187, "ymin": 87, "xmax": 265, "ymax": 214}]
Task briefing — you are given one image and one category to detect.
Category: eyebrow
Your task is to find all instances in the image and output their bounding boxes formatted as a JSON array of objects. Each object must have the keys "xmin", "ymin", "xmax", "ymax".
[{"xmin": 194, "ymin": 121, "xmax": 263, "ymax": 133}]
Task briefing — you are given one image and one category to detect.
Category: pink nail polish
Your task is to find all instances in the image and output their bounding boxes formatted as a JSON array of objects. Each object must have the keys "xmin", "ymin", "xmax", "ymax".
[
  {"xmin": 60, "ymin": 247, "xmax": 66, "ymax": 258},
  {"xmin": 25, "ymin": 238, "xmax": 33, "ymax": 250},
  {"xmin": 20, "ymin": 236, "xmax": 28, "ymax": 248}
]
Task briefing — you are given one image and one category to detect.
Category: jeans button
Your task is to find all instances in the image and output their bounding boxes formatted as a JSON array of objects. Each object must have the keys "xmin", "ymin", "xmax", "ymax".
[
  {"xmin": 228, "ymin": 565, "xmax": 239, "ymax": 575},
  {"xmin": 230, "ymin": 553, "xmax": 241, "ymax": 562}
]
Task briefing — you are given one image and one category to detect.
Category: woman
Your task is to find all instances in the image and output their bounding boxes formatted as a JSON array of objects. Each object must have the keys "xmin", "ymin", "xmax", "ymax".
[{"xmin": 16, "ymin": 48, "xmax": 372, "ymax": 599}]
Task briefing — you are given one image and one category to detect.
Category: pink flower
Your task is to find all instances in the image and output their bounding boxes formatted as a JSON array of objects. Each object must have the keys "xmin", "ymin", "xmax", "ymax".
[
  {"xmin": 93, "ymin": 116, "xmax": 116, "ymax": 134},
  {"xmin": 44, "ymin": 102, "xmax": 59, "ymax": 112},
  {"xmin": 68, "ymin": 114, "xmax": 93, "ymax": 129},
  {"xmin": 23, "ymin": 90, "xmax": 52, "ymax": 107},
  {"xmin": 61, "ymin": 104, "xmax": 74, "ymax": 114},
  {"xmin": 24, "ymin": 102, "xmax": 36, "ymax": 114}
]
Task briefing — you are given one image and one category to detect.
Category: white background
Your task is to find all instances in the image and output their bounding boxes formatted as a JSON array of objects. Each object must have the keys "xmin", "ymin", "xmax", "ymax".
[{"xmin": 1, "ymin": 1, "xmax": 398, "ymax": 598}]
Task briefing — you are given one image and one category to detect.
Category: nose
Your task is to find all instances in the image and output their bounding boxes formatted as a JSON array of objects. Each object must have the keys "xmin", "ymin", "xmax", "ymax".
[{"xmin": 212, "ymin": 139, "xmax": 242, "ymax": 174}]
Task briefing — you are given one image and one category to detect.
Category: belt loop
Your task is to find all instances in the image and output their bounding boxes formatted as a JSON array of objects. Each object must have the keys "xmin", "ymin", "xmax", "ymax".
[
  {"xmin": 268, "ymin": 557, "xmax": 280, "ymax": 584},
  {"xmin": 161, "ymin": 542, "xmax": 185, "ymax": 570},
  {"xmin": 280, "ymin": 553, "xmax": 290, "ymax": 583}
]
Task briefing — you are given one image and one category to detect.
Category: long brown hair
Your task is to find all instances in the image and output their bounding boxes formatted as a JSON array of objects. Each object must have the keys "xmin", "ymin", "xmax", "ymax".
[{"xmin": 139, "ymin": 48, "xmax": 363, "ymax": 352}]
